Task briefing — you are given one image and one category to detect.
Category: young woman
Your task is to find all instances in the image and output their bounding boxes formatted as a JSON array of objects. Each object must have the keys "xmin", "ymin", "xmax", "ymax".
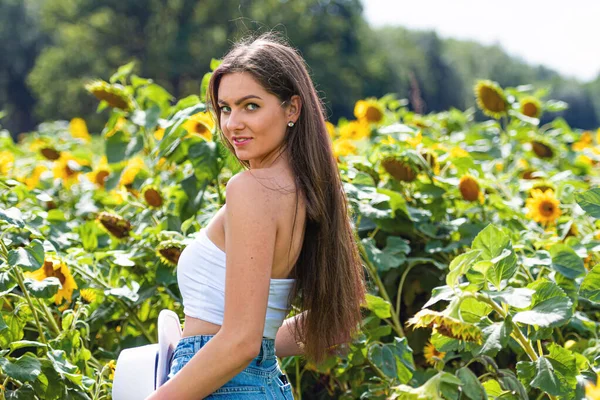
[{"xmin": 147, "ymin": 33, "xmax": 366, "ymax": 399}]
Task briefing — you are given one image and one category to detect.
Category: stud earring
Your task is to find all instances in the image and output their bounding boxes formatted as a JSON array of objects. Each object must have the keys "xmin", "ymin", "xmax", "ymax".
[{"xmin": 287, "ymin": 121, "xmax": 295, "ymax": 127}]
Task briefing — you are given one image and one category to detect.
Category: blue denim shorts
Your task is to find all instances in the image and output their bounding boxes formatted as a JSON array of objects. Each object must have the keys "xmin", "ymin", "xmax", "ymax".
[{"xmin": 166, "ymin": 334, "xmax": 294, "ymax": 399}]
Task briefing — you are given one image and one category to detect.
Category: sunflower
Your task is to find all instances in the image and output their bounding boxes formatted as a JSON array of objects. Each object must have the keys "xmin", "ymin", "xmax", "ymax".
[
  {"xmin": 40, "ymin": 147, "xmax": 61, "ymax": 161},
  {"xmin": 325, "ymin": 121, "xmax": 336, "ymax": 140},
  {"xmin": 85, "ymin": 80, "xmax": 133, "ymax": 111},
  {"xmin": 407, "ymin": 131, "xmax": 422, "ymax": 148},
  {"xmin": 531, "ymin": 140, "xmax": 554, "ymax": 158},
  {"xmin": 141, "ymin": 185, "xmax": 163, "ymax": 208},
  {"xmin": 156, "ymin": 240, "xmax": 184, "ymax": 266},
  {"xmin": 381, "ymin": 156, "xmax": 418, "ymax": 182},
  {"xmin": 339, "ymin": 120, "xmax": 370, "ymax": 141},
  {"xmin": 354, "ymin": 99, "xmax": 384, "ymax": 124},
  {"xmin": 0, "ymin": 151, "xmax": 15, "ymax": 175},
  {"xmin": 526, "ymin": 188, "xmax": 562, "ymax": 226},
  {"xmin": 418, "ymin": 149, "xmax": 440, "ymax": 175},
  {"xmin": 53, "ymin": 153, "xmax": 87, "ymax": 188},
  {"xmin": 572, "ymin": 131, "xmax": 594, "ymax": 151},
  {"xmin": 423, "ymin": 341, "xmax": 446, "ymax": 366},
  {"xmin": 474, "ymin": 80, "xmax": 508, "ymax": 119},
  {"xmin": 154, "ymin": 128, "xmax": 165, "ymax": 141},
  {"xmin": 520, "ymin": 96, "xmax": 542, "ymax": 119},
  {"xmin": 104, "ymin": 117, "xmax": 127, "ymax": 139},
  {"xmin": 25, "ymin": 254, "xmax": 78, "ymax": 305},
  {"xmin": 21, "ymin": 165, "xmax": 49, "ymax": 190},
  {"xmin": 183, "ymin": 111, "xmax": 215, "ymax": 141},
  {"xmin": 96, "ymin": 211, "xmax": 132, "ymax": 238},
  {"xmin": 407, "ymin": 309, "xmax": 482, "ymax": 343},
  {"xmin": 586, "ymin": 374, "xmax": 600, "ymax": 400},
  {"xmin": 459, "ymin": 175, "xmax": 482, "ymax": 202},
  {"xmin": 79, "ymin": 288, "xmax": 98, "ymax": 304},
  {"xmin": 380, "ymin": 135, "xmax": 397, "ymax": 146},
  {"xmin": 86, "ymin": 156, "xmax": 111, "ymax": 188},
  {"xmin": 69, "ymin": 118, "xmax": 91, "ymax": 142},
  {"xmin": 332, "ymin": 138, "xmax": 357, "ymax": 159},
  {"xmin": 107, "ymin": 360, "xmax": 117, "ymax": 381},
  {"xmin": 119, "ymin": 157, "xmax": 146, "ymax": 187},
  {"xmin": 450, "ymin": 146, "xmax": 469, "ymax": 158}
]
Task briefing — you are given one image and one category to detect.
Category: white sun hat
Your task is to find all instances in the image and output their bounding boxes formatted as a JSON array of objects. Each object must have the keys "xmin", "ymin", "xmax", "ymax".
[{"xmin": 112, "ymin": 309, "xmax": 182, "ymax": 400}]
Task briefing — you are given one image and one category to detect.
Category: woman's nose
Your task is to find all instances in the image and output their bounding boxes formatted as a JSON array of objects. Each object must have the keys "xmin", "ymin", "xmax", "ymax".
[{"xmin": 225, "ymin": 110, "xmax": 244, "ymax": 132}]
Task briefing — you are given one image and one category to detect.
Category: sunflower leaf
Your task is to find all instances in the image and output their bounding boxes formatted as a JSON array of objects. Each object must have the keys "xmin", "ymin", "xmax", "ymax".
[
  {"xmin": 23, "ymin": 277, "xmax": 61, "ymax": 299},
  {"xmin": 456, "ymin": 367, "xmax": 486, "ymax": 400},
  {"xmin": 471, "ymin": 224, "xmax": 517, "ymax": 288},
  {"xmin": 580, "ymin": 264, "xmax": 600, "ymax": 304},
  {"xmin": 0, "ymin": 353, "xmax": 41, "ymax": 383},
  {"xmin": 513, "ymin": 281, "xmax": 573, "ymax": 328},
  {"xmin": 446, "ymin": 249, "xmax": 482, "ymax": 288},
  {"xmin": 364, "ymin": 293, "xmax": 392, "ymax": 319},
  {"xmin": 549, "ymin": 244, "xmax": 586, "ymax": 279},
  {"xmin": 575, "ymin": 188, "xmax": 600, "ymax": 218}
]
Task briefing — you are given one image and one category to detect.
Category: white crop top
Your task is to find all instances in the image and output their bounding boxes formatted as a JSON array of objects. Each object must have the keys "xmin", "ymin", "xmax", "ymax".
[{"xmin": 176, "ymin": 227, "xmax": 296, "ymax": 340}]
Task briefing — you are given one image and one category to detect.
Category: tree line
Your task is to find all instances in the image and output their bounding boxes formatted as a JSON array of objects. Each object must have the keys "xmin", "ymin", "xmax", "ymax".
[{"xmin": 1, "ymin": 0, "xmax": 599, "ymax": 137}]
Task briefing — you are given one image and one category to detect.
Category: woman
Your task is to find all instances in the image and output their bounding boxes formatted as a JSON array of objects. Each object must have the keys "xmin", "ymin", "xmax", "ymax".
[{"xmin": 147, "ymin": 32, "xmax": 366, "ymax": 399}]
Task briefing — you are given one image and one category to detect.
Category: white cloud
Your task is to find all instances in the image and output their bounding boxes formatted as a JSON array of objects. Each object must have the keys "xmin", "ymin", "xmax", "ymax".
[{"xmin": 362, "ymin": 0, "xmax": 600, "ymax": 82}]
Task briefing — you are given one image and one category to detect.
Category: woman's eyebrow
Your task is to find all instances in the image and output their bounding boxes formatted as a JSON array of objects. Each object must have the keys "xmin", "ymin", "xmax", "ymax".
[{"xmin": 217, "ymin": 95, "xmax": 262, "ymax": 105}]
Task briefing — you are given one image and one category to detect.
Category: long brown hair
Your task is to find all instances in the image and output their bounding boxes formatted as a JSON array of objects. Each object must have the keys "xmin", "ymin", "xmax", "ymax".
[{"xmin": 207, "ymin": 32, "xmax": 366, "ymax": 364}]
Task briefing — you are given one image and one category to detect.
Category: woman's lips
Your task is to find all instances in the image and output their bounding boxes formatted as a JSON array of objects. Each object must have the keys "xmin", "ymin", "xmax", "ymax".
[{"xmin": 233, "ymin": 137, "xmax": 252, "ymax": 146}]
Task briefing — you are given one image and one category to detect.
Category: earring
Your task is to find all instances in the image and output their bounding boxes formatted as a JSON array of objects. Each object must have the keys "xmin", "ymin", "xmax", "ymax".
[{"xmin": 287, "ymin": 121, "xmax": 295, "ymax": 127}]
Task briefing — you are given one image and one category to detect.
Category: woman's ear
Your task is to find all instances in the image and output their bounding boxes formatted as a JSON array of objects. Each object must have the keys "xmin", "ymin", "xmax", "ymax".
[{"xmin": 287, "ymin": 95, "xmax": 302, "ymax": 122}]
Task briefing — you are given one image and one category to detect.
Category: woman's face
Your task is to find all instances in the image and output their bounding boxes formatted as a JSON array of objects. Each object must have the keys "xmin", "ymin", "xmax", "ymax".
[{"xmin": 217, "ymin": 72, "xmax": 300, "ymax": 169}]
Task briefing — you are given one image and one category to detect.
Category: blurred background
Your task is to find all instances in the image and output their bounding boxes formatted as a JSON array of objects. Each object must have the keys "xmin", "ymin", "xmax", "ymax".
[{"xmin": 1, "ymin": 0, "xmax": 599, "ymax": 138}]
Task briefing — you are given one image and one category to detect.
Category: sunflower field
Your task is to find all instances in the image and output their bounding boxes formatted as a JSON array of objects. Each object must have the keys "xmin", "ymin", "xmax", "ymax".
[{"xmin": 1, "ymin": 60, "xmax": 600, "ymax": 400}]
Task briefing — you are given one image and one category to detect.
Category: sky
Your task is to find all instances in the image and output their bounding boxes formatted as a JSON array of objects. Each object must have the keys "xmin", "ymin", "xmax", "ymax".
[{"xmin": 362, "ymin": 0, "xmax": 600, "ymax": 82}]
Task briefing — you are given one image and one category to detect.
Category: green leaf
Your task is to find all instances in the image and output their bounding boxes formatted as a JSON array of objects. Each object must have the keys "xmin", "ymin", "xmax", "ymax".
[
  {"xmin": 0, "ymin": 353, "xmax": 41, "ymax": 382},
  {"xmin": 361, "ymin": 237, "xmax": 405, "ymax": 272},
  {"xmin": 390, "ymin": 337, "xmax": 415, "ymax": 384},
  {"xmin": 446, "ymin": 250, "xmax": 482, "ymax": 288},
  {"xmin": 485, "ymin": 287, "xmax": 534, "ymax": 309},
  {"xmin": 0, "ymin": 207, "xmax": 25, "ymax": 227},
  {"xmin": 364, "ymin": 293, "xmax": 392, "ymax": 319},
  {"xmin": 8, "ymin": 240, "xmax": 45, "ymax": 272},
  {"xmin": 104, "ymin": 129, "xmax": 130, "ymax": 163},
  {"xmin": 188, "ymin": 140, "xmax": 219, "ymax": 183},
  {"xmin": 580, "ymin": 264, "xmax": 600, "ymax": 304},
  {"xmin": 513, "ymin": 281, "xmax": 573, "ymax": 328},
  {"xmin": 423, "ymin": 285, "xmax": 457, "ymax": 308},
  {"xmin": 549, "ymin": 244, "xmax": 586, "ymax": 279},
  {"xmin": 575, "ymin": 188, "xmax": 600, "ymax": 218},
  {"xmin": 459, "ymin": 297, "xmax": 492, "ymax": 323},
  {"xmin": 109, "ymin": 61, "xmax": 135, "ymax": 84},
  {"xmin": 8, "ymin": 340, "xmax": 47, "ymax": 353},
  {"xmin": 368, "ymin": 343, "xmax": 397, "ymax": 379},
  {"xmin": 476, "ymin": 320, "xmax": 512, "ymax": 357},
  {"xmin": 530, "ymin": 353, "xmax": 577, "ymax": 397},
  {"xmin": 456, "ymin": 367, "xmax": 486, "ymax": 400},
  {"xmin": 471, "ymin": 224, "xmax": 517, "ymax": 288},
  {"xmin": 23, "ymin": 278, "xmax": 61, "ymax": 299},
  {"xmin": 0, "ymin": 271, "xmax": 17, "ymax": 297}
]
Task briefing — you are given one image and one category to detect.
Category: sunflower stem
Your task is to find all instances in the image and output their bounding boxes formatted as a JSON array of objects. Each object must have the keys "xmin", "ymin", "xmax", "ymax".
[
  {"xmin": 395, "ymin": 263, "xmax": 417, "ymax": 331},
  {"xmin": 354, "ymin": 226, "xmax": 405, "ymax": 338},
  {"xmin": 37, "ymin": 298, "xmax": 61, "ymax": 336},
  {"xmin": 12, "ymin": 268, "xmax": 47, "ymax": 345}
]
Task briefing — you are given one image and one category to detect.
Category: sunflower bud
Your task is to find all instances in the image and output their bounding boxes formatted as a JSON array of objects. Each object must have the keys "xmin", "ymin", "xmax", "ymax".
[
  {"xmin": 458, "ymin": 175, "xmax": 480, "ymax": 202},
  {"xmin": 142, "ymin": 185, "xmax": 163, "ymax": 208},
  {"xmin": 381, "ymin": 157, "xmax": 418, "ymax": 182},
  {"xmin": 85, "ymin": 80, "xmax": 133, "ymax": 111},
  {"xmin": 41, "ymin": 147, "xmax": 61, "ymax": 160},
  {"xmin": 531, "ymin": 140, "xmax": 553, "ymax": 158},
  {"xmin": 96, "ymin": 211, "xmax": 131, "ymax": 238},
  {"xmin": 156, "ymin": 240, "xmax": 183, "ymax": 266}
]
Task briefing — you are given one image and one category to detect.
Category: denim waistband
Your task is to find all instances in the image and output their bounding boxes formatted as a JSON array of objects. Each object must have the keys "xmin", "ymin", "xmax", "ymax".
[{"xmin": 176, "ymin": 334, "xmax": 276, "ymax": 366}]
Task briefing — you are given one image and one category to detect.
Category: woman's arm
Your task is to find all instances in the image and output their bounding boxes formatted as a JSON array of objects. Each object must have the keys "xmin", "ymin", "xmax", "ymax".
[
  {"xmin": 275, "ymin": 311, "xmax": 307, "ymax": 358},
  {"xmin": 146, "ymin": 331, "xmax": 257, "ymax": 400}
]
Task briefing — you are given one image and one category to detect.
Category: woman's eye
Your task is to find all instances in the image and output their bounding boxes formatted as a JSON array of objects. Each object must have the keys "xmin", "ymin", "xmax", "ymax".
[
  {"xmin": 220, "ymin": 106, "xmax": 231, "ymax": 113},
  {"xmin": 246, "ymin": 103, "xmax": 259, "ymax": 111}
]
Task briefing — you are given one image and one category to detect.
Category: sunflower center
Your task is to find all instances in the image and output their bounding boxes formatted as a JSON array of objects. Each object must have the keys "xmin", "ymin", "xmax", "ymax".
[
  {"xmin": 43, "ymin": 260, "xmax": 67, "ymax": 285},
  {"xmin": 539, "ymin": 201, "xmax": 555, "ymax": 216},
  {"xmin": 194, "ymin": 123, "xmax": 209, "ymax": 135},
  {"xmin": 96, "ymin": 170, "xmax": 109, "ymax": 186},
  {"xmin": 481, "ymin": 87, "xmax": 507, "ymax": 112},
  {"xmin": 366, "ymin": 106, "xmax": 383, "ymax": 123}
]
